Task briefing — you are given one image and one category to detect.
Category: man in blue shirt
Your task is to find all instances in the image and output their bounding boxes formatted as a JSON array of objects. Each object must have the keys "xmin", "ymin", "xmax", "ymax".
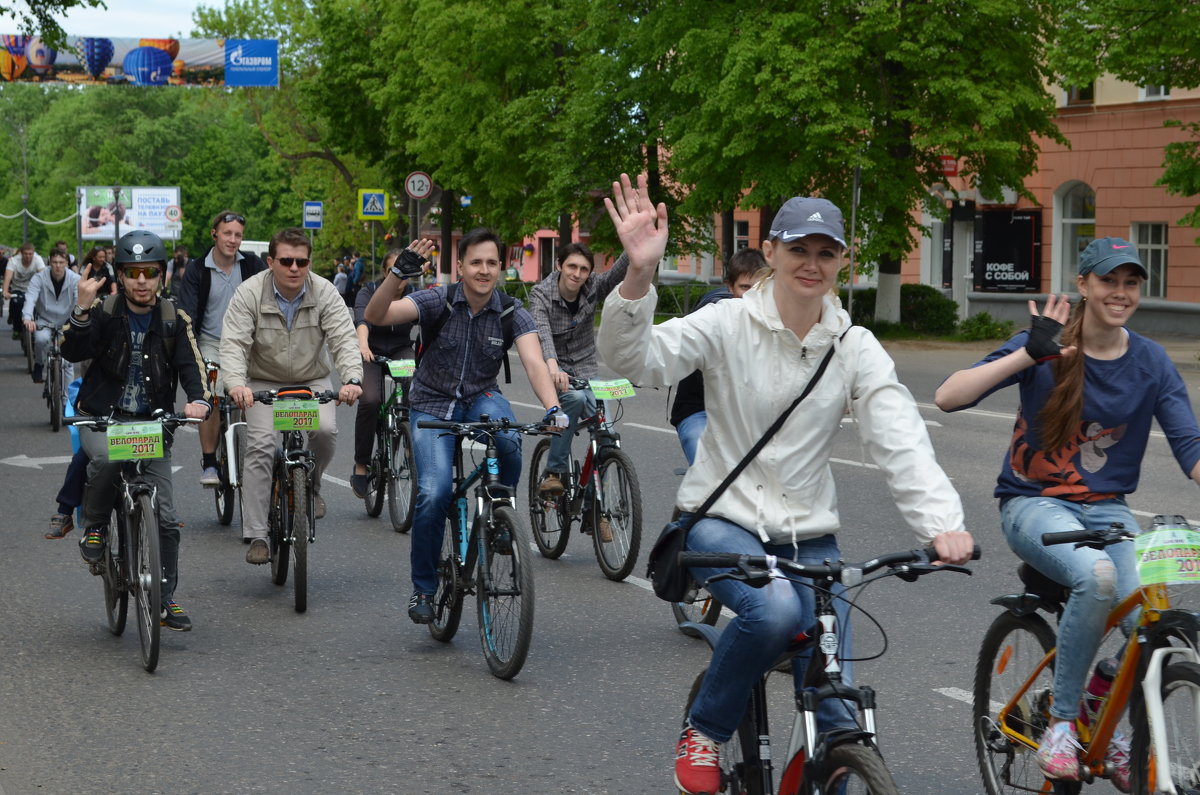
[{"xmin": 365, "ymin": 228, "xmax": 562, "ymax": 624}]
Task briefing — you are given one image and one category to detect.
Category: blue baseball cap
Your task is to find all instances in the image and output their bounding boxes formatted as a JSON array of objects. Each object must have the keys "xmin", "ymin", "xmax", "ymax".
[{"xmin": 1078, "ymin": 237, "xmax": 1148, "ymax": 279}]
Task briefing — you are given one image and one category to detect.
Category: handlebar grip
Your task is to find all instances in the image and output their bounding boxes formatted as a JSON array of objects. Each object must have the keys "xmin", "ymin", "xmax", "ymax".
[
  {"xmin": 417, "ymin": 420, "xmax": 461, "ymax": 430},
  {"xmin": 1043, "ymin": 530, "xmax": 1095, "ymax": 546},
  {"xmin": 678, "ymin": 551, "xmax": 752, "ymax": 569},
  {"xmin": 925, "ymin": 543, "xmax": 983, "ymax": 563}
]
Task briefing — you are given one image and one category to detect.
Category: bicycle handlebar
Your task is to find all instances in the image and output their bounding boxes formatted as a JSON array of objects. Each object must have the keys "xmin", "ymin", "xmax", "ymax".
[
  {"xmin": 417, "ymin": 417, "xmax": 559, "ymax": 436},
  {"xmin": 679, "ymin": 544, "xmax": 981, "ymax": 587},
  {"xmin": 250, "ymin": 388, "xmax": 338, "ymax": 405},
  {"xmin": 64, "ymin": 410, "xmax": 204, "ymax": 431},
  {"xmin": 1042, "ymin": 523, "xmax": 1135, "ymax": 548}
]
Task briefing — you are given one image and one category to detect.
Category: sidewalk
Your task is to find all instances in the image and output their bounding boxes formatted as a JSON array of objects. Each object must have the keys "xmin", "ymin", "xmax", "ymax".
[{"xmin": 885, "ymin": 333, "xmax": 1199, "ymax": 372}]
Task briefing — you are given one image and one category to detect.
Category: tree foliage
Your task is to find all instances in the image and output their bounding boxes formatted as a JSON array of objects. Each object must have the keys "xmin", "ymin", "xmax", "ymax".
[{"xmin": 0, "ymin": 0, "xmax": 106, "ymax": 48}]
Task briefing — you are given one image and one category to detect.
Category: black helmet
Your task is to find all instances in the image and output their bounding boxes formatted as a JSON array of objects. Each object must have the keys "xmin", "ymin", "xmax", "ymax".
[{"xmin": 115, "ymin": 230, "xmax": 167, "ymax": 265}]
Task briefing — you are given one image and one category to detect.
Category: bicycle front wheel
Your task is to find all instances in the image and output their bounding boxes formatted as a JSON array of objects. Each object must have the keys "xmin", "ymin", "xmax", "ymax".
[
  {"xmin": 214, "ymin": 419, "xmax": 236, "ymax": 525},
  {"xmin": 363, "ymin": 429, "xmax": 386, "ymax": 518},
  {"xmin": 269, "ymin": 462, "xmax": 289, "ymax": 586},
  {"xmin": 429, "ymin": 514, "xmax": 465, "ymax": 642},
  {"xmin": 815, "ymin": 744, "xmax": 898, "ymax": 794},
  {"xmin": 591, "ymin": 448, "xmax": 642, "ymax": 581},
  {"xmin": 974, "ymin": 611, "xmax": 1057, "ymax": 795},
  {"xmin": 527, "ymin": 437, "xmax": 570, "ymax": 558},
  {"xmin": 129, "ymin": 494, "xmax": 161, "ymax": 672},
  {"xmin": 1131, "ymin": 660, "xmax": 1200, "ymax": 794},
  {"xmin": 48, "ymin": 358, "xmax": 62, "ymax": 431},
  {"xmin": 683, "ymin": 669, "xmax": 762, "ymax": 795},
  {"xmin": 102, "ymin": 508, "xmax": 129, "ymax": 635},
  {"xmin": 291, "ymin": 468, "xmax": 310, "ymax": 613},
  {"xmin": 387, "ymin": 420, "xmax": 416, "ymax": 533},
  {"xmin": 22, "ymin": 328, "xmax": 34, "ymax": 373},
  {"xmin": 476, "ymin": 506, "xmax": 534, "ymax": 679}
]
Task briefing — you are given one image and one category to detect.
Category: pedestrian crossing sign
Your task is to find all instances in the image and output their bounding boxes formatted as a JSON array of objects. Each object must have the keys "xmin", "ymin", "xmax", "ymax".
[{"xmin": 357, "ymin": 189, "xmax": 389, "ymax": 221}]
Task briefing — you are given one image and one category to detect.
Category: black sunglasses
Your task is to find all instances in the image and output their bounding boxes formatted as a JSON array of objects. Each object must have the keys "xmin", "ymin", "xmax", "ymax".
[
  {"xmin": 122, "ymin": 266, "xmax": 161, "ymax": 280},
  {"xmin": 218, "ymin": 213, "xmax": 246, "ymax": 225},
  {"xmin": 276, "ymin": 257, "xmax": 310, "ymax": 269}
]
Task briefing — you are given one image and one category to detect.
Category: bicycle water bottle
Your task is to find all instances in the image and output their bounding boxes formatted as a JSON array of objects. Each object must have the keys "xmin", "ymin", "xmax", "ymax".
[{"xmin": 1079, "ymin": 656, "xmax": 1119, "ymax": 726}]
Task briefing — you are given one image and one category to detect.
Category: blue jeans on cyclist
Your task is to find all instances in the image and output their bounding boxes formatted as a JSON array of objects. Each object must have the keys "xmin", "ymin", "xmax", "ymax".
[
  {"xmin": 409, "ymin": 390, "xmax": 522, "ymax": 596},
  {"xmin": 684, "ymin": 516, "xmax": 856, "ymax": 744},
  {"xmin": 1000, "ymin": 495, "xmax": 1140, "ymax": 722},
  {"xmin": 676, "ymin": 410, "xmax": 707, "ymax": 466},
  {"xmin": 545, "ymin": 387, "xmax": 597, "ymax": 473}
]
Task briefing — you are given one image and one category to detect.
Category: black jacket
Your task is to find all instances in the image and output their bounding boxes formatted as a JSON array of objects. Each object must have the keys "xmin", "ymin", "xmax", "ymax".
[
  {"xmin": 175, "ymin": 247, "xmax": 266, "ymax": 340},
  {"xmin": 63, "ymin": 296, "xmax": 211, "ymax": 416}
]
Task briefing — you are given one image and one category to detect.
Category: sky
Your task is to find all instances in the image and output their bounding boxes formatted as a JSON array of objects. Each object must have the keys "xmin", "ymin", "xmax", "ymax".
[{"xmin": 0, "ymin": 0, "xmax": 207, "ymax": 38}]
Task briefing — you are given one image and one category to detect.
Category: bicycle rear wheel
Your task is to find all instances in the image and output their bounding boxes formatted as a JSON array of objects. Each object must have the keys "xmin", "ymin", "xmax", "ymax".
[
  {"xmin": 476, "ymin": 506, "xmax": 534, "ymax": 679},
  {"xmin": 683, "ymin": 668, "xmax": 762, "ymax": 795},
  {"xmin": 387, "ymin": 419, "xmax": 416, "ymax": 533},
  {"xmin": 291, "ymin": 468, "xmax": 310, "ymax": 613},
  {"xmin": 527, "ymin": 438, "xmax": 570, "ymax": 558},
  {"xmin": 48, "ymin": 357, "xmax": 63, "ymax": 431},
  {"xmin": 269, "ymin": 462, "xmax": 289, "ymax": 586},
  {"xmin": 102, "ymin": 508, "xmax": 129, "ymax": 635},
  {"xmin": 129, "ymin": 493, "xmax": 161, "ymax": 672},
  {"xmin": 1131, "ymin": 660, "xmax": 1200, "ymax": 794},
  {"xmin": 974, "ymin": 611, "xmax": 1057, "ymax": 795},
  {"xmin": 591, "ymin": 448, "xmax": 642, "ymax": 581},
  {"xmin": 672, "ymin": 585, "xmax": 723, "ymax": 638},
  {"xmin": 429, "ymin": 514, "xmax": 465, "ymax": 642}
]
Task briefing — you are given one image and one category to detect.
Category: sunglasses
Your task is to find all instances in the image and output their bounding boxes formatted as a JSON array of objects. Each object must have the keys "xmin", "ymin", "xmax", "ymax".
[
  {"xmin": 218, "ymin": 213, "xmax": 246, "ymax": 225},
  {"xmin": 122, "ymin": 266, "xmax": 161, "ymax": 280},
  {"xmin": 275, "ymin": 257, "xmax": 311, "ymax": 269}
]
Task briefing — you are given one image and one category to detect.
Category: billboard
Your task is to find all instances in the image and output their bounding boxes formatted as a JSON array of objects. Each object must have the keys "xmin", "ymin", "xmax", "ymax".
[
  {"xmin": 0, "ymin": 35, "xmax": 278, "ymax": 86},
  {"xmin": 973, "ymin": 210, "xmax": 1042, "ymax": 292},
  {"xmin": 80, "ymin": 186, "xmax": 182, "ymax": 242}
]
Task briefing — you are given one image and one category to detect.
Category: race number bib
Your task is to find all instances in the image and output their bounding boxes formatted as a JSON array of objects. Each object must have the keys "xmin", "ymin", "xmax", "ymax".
[
  {"xmin": 388, "ymin": 359, "xmax": 416, "ymax": 378},
  {"xmin": 589, "ymin": 378, "xmax": 636, "ymax": 400},
  {"xmin": 107, "ymin": 422, "xmax": 164, "ymax": 461},
  {"xmin": 273, "ymin": 400, "xmax": 320, "ymax": 431},
  {"xmin": 1136, "ymin": 524, "xmax": 1200, "ymax": 585}
]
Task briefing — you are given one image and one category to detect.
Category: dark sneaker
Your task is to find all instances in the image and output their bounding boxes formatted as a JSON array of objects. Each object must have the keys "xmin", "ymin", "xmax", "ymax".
[
  {"xmin": 79, "ymin": 526, "xmax": 107, "ymax": 564},
  {"xmin": 350, "ymin": 472, "xmax": 369, "ymax": 499},
  {"xmin": 408, "ymin": 592, "xmax": 434, "ymax": 624},
  {"xmin": 199, "ymin": 466, "xmax": 221, "ymax": 487},
  {"xmin": 675, "ymin": 725, "xmax": 721, "ymax": 795},
  {"xmin": 491, "ymin": 523, "xmax": 513, "ymax": 556},
  {"xmin": 315, "ymin": 496, "xmax": 326, "ymax": 519},
  {"xmin": 160, "ymin": 600, "xmax": 192, "ymax": 632},
  {"xmin": 245, "ymin": 538, "xmax": 270, "ymax": 564},
  {"xmin": 538, "ymin": 472, "xmax": 565, "ymax": 497},
  {"xmin": 46, "ymin": 512, "xmax": 75, "ymax": 539}
]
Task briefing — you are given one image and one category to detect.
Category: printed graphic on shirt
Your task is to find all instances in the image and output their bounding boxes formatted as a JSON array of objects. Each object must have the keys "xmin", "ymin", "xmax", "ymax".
[
  {"xmin": 1008, "ymin": 412, "xmax": 1125, "ymax": 502},
  {"xmin": 119, "ymin": 318, "xmax": 150, "ymax": 414}
]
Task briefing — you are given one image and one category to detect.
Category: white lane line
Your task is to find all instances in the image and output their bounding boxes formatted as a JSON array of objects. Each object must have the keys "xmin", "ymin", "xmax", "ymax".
[{"xmin": 937, "ymin": 686, "xmax": 1002, "ymax": 714}]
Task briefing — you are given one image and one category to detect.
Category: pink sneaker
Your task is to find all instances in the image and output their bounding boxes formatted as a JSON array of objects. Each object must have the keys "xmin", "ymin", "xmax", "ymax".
[
  {"xmin": 1037, "ymin": 722, "xmax": 1082, "ymax": 780},
  {"xmin": 1107, "ymin": 729, "xmax": 1132, "ymax": 793}
]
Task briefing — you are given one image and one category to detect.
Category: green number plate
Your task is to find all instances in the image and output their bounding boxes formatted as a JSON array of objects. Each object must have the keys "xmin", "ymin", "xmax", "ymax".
[
  {"xmin": 1137, "ymin": 525, "xmax": 1200, "ymax": 584},
  {"xmin": 589, "ymin": 378, "xmax": 636, "ymax": 400},
  {"xmin": 273, "ymin": 400, "xmax": 321, "ymax": 431},
  {"xmin": 388, "ymin": 359, "xmax": 416, "ymax": 377},
  {"xmin": 107, "ymin": 422, "xmax": 164, "ymax": 461}
]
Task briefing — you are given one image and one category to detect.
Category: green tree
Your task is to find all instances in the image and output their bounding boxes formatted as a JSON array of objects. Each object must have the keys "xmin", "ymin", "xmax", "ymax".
[{"xmin": 0, "ymin": 0, "xmax": 106, "ymax": 48}]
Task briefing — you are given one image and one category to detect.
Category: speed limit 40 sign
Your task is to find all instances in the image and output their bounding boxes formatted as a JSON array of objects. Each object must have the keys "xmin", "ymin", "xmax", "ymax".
[{"xmin": 405, "ymin": 171, "xmax": 433, "ymax": 201}]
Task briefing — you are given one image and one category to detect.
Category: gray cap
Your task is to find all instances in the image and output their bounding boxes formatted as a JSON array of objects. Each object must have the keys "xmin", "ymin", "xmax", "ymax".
[
  {"xmin": 1078, "ymin": 237, "xmax": 1148, "ymax": 279},
  {"xmin": 768, "ymin": 197, "xmax": 846, "ymax": 248}
]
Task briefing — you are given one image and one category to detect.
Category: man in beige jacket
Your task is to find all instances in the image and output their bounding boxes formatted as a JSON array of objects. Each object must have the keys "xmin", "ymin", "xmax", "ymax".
[{"xmin": 220, "ymin": 227, "xmax": 364, "ymax": 564}]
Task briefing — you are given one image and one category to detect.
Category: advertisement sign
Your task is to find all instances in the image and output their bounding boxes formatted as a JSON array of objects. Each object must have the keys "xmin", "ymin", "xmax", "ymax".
[
  {"xmin": 79, "ymin": 186, "xmax": 182, "ymax": 241},
  {"xmin": 973, "ymin": 210, "xmax": 1042, "ymax": 292},
  {"xmin": 224, "ymin": 39, "xmax": 279, "ymax": 87}
]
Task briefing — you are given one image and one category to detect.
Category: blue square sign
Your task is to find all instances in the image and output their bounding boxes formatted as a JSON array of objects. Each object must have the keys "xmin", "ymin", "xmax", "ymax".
[
  {"xmin": 303, "ymin": 201, "xmax": 323, "ymax": 229},
  {"xmin": 226, "ymin": 39, "xmax": 280, "ymax": 87}
]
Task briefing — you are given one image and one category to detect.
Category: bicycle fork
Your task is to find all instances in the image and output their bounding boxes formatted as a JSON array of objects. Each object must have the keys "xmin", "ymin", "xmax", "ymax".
[
  {"xmin": 1142, "ymin": 643, "xmax": 1200, "ymax": 794},
  {"xmin": 222, "ymin": 416, "xmax": 246, "ymax": 488}
]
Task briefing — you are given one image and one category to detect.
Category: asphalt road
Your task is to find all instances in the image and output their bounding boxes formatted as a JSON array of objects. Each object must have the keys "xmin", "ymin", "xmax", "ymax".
[{"xmin": 2, "ymin": 330, "xmax": 1199, "ymax": 794}]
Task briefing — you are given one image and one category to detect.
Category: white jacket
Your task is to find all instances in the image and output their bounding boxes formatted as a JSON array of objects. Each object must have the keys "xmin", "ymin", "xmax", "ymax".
[{"xmin": 597, "ymin": 278, "xmax": 965, "ymax": 546}]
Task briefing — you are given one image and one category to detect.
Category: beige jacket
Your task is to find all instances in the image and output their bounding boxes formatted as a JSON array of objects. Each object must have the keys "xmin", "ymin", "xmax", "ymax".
[{"xmin": 219, "ymin": 270, "xmax": 363, "ymax": 389}]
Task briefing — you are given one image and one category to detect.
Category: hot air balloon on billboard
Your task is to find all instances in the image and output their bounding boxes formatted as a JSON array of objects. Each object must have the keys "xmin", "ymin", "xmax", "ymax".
[
  {"xmin": 123, "ymin": 45, "xmax": 172, "ymax": 86},
  {"xmin": 139, "ymin": 38, "xmax": 180, "ymax": 60},
  {"xmin": 76, "ymin": 37, "xmax": 114, "ymax": 80},
  {"xmin": 26, "ymin": 37, "xmax": 56, "ymax": 75},
  {"xmin": 0, "ymin": 51, "xmax": 26, "ymax": 81},
  {"xmin": 2, "ymin": 34, "xmax": 29, "ymax": 57}
]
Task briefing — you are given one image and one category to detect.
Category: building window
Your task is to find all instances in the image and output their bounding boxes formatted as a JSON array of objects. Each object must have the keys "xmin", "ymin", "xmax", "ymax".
[
  {"xmin": 1066, "ymin": 83, "xmax": 1095, "ymax": 106},
  {"xmin": 1141, "ymin": 84, "xmax": 1171, "ymax": 100},
  {"xmin": 1133, "ymin": 223, "xmax": 1168, "ymax": 298},
  {"xmin": 1060, "ymin": 183, "xmax": 1096, "ymax": 292},
  {"xmin": 735, "ymin": 220, "xmax": 750, "ymax": 251}
]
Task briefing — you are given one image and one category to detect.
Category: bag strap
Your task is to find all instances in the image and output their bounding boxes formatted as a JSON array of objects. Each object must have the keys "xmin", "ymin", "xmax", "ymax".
[{"xmin": 682, "ymin": 335, "xmax": 843, "ymax": 531}]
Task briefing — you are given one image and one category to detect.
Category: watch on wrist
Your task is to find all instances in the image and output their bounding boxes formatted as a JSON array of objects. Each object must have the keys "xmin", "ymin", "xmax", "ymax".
[
  {"xmin": 346, "ymin": 378, "xmax": 361, "ymax": 386},
  {"xmin": 72, "ymin": 304, "xmax": 89, "ymax": 317}
]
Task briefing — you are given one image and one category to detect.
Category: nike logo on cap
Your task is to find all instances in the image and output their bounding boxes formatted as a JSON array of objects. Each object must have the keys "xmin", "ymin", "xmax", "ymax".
[{"xmin": 1112, "ymin": 244, "xmax": 1130, "ymax": 249}]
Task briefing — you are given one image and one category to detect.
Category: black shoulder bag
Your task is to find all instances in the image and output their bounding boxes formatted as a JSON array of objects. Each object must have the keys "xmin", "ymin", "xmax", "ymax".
[{"xmin": 646, "ymin": 340, "xmax": 842, "ymax": 602}]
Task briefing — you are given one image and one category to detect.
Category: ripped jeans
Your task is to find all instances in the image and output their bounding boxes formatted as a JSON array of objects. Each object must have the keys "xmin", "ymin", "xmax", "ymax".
[{"xmin": 1000, "ymin": 495, "xmax": 1140, "ymax": 721}]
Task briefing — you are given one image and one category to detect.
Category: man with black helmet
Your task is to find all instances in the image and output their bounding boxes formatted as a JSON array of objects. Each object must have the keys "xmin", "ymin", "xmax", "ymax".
[{"xmin": 63, "ymin": 229, "xmax": 212, "ymax": 633}]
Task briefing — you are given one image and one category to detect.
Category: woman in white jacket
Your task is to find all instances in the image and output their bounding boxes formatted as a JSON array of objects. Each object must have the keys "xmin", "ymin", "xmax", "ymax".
[{"xmin": 596, "ymin": 174, "xmax": 975, "ymax": 795}]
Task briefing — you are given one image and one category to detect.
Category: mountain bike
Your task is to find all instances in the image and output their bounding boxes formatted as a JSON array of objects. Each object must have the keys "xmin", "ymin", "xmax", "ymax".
[
  {"xmin": 974, "ymin": 516, "xmax": 1200, "ymax": 795},
  {"xmin": 679, "ymin": 544, "xmax": 978, "ymax": 794},
  {"xmin": 254, "ymin": 386, "xmax": 337, "ymax": 614},
  {"xmin": 11, "ymin": 290, "xmax": 34, "ymax": 373},
  {"xmin": 363, "ymin": 356, "xmax": 416, "ymax": 532},
  {"xmin": 205, "ymin": 360, "xmax": 246, "ymax": 527},
  {"xmin": 419, "ymin": 415, "xmax": 552, "ymax": 679},
  {"xmin": 66, "ymin": 411, "xmax": 202, "ymax": 672},
  {"xmin": 43, "ymin": 327, "xmax": 71, "ymax": 432},
  {"xmin": 527, "ymin": 376, "xmax": 643, "ymax": 581}
]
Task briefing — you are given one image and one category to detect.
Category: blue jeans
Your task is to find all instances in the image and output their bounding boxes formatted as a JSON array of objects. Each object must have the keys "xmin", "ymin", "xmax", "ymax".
[
  {"xmin": 546, "ymin": 387, "xmax": 596, "ymax": 473},
  {"xmin": 409, "ymin": 391, "xmax": 522, "ymax": 595},
  {"xmin": 1000, "ymin": 495, "xmax": 1140, "ymax": 721},
  {"xmin": 676, "ymin": 411, "xmax": 707, "ymax": 466},
  {"xmin": 685, "ymin": 517, "xmax": 855, "ymax": 744}
]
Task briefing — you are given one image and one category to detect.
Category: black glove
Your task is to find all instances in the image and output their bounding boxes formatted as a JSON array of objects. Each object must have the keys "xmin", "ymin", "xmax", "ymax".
[
  {"xmin": 1025, "ymin": 315, "xmax": 1065, "ymax": 363},
  {"xmin": 391, "ymin": 248, "xmax": 427, "ymax": 278}
]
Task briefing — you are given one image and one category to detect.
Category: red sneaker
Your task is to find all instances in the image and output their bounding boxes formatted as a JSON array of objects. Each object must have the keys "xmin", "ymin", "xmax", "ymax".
[{"xmin": 675, "ymin": 725, "xmax": 720, "ymax": 795}]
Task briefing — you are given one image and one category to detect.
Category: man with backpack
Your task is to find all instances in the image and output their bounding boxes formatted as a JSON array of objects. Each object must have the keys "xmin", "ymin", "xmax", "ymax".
[{"xmin": 364, "ymin": 228, "xmax": 563, "ymax": 625}]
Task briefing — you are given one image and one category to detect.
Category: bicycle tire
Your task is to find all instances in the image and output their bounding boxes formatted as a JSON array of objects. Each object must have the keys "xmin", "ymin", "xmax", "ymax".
[
  {"xmin": 130, "ymin": 493, "xmax": 161, "ymax": 673},
  {"xmin": 430, "ymin": 513, "xmax": 465, "ymax": 642},
  {"xmin": 269, "ymin": 461, "xmax": 289, "ymax": 586},
  {"xmin": 476, "ymin": 506, "xmax": 534, "ymax": 680},
  {"xmin": 974, "ymin": 611, "xmax": 1057, "ymax": 795},
  {"xmin": 291, "ymin": 468, "xmax": 309, "ymax": 613},
  {"xmin": 22, "ymin": 327, "xmax": 34, "ymax": 374},
  {"xmin": 817, "ymin": 743, "xmax": 899, "ymax": 794},
  {"xmin": 683, "ymin": 668, "xmax": 762, "ymax": 795},
  {"xmin": 387, "ymin": 420, "xmax": 416, "ymax": 533},
  {"xmin": 672, "ymin": 586, "xmax": 723, "ymax": 637},
  {"xmin": 1131, "ymin": 660, "xmax": 1200, "ymax": 794},
  {"xmin": 591, "ymin": 448, "xmax": 642, "ymax": 581},
  {"xmin": 364, "ymin": 421, "xmax": 387, "ymax": 517},
  {"xmin": 48, "ymin": 357, "xmax": 63, "ymax": 431},
  {"xmin": 102, "ymin": 508, "xmax": 129, "ymax": 636},
  {"xmin": 214, "ymin": 417, "xmax": 235, "ymax": 525},
  {"xmin": 527, "ymin": 437, "xmax": 570, "ymax": 559}
]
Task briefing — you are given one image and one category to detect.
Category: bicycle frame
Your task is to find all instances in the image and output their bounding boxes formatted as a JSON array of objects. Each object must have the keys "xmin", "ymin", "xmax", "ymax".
[
  {"xmin": 276, "ymin": 428, "xmax": 317, "ymax": 543},
  {"xmin": 564, "ymin": 396, "xmax": 620, "ymax": 515},
  {"xmin": 447, "ymin": 432, "xmax": 510, "ymax": 565}
]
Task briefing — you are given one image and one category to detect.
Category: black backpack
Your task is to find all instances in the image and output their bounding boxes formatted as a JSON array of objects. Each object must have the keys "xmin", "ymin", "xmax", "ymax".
[{"xmin": 416, "ymin": 284, "xmax": 517, "ymax": 383}]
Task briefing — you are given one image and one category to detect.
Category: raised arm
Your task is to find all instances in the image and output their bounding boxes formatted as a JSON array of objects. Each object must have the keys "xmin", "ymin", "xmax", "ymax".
[
  {"xmin": 364, "ymin": 239, "xmax": 432, "ymax": 324},
  {"xmin": 603, "ymin": 173, "xmax": 668, "ymax": 301}
]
